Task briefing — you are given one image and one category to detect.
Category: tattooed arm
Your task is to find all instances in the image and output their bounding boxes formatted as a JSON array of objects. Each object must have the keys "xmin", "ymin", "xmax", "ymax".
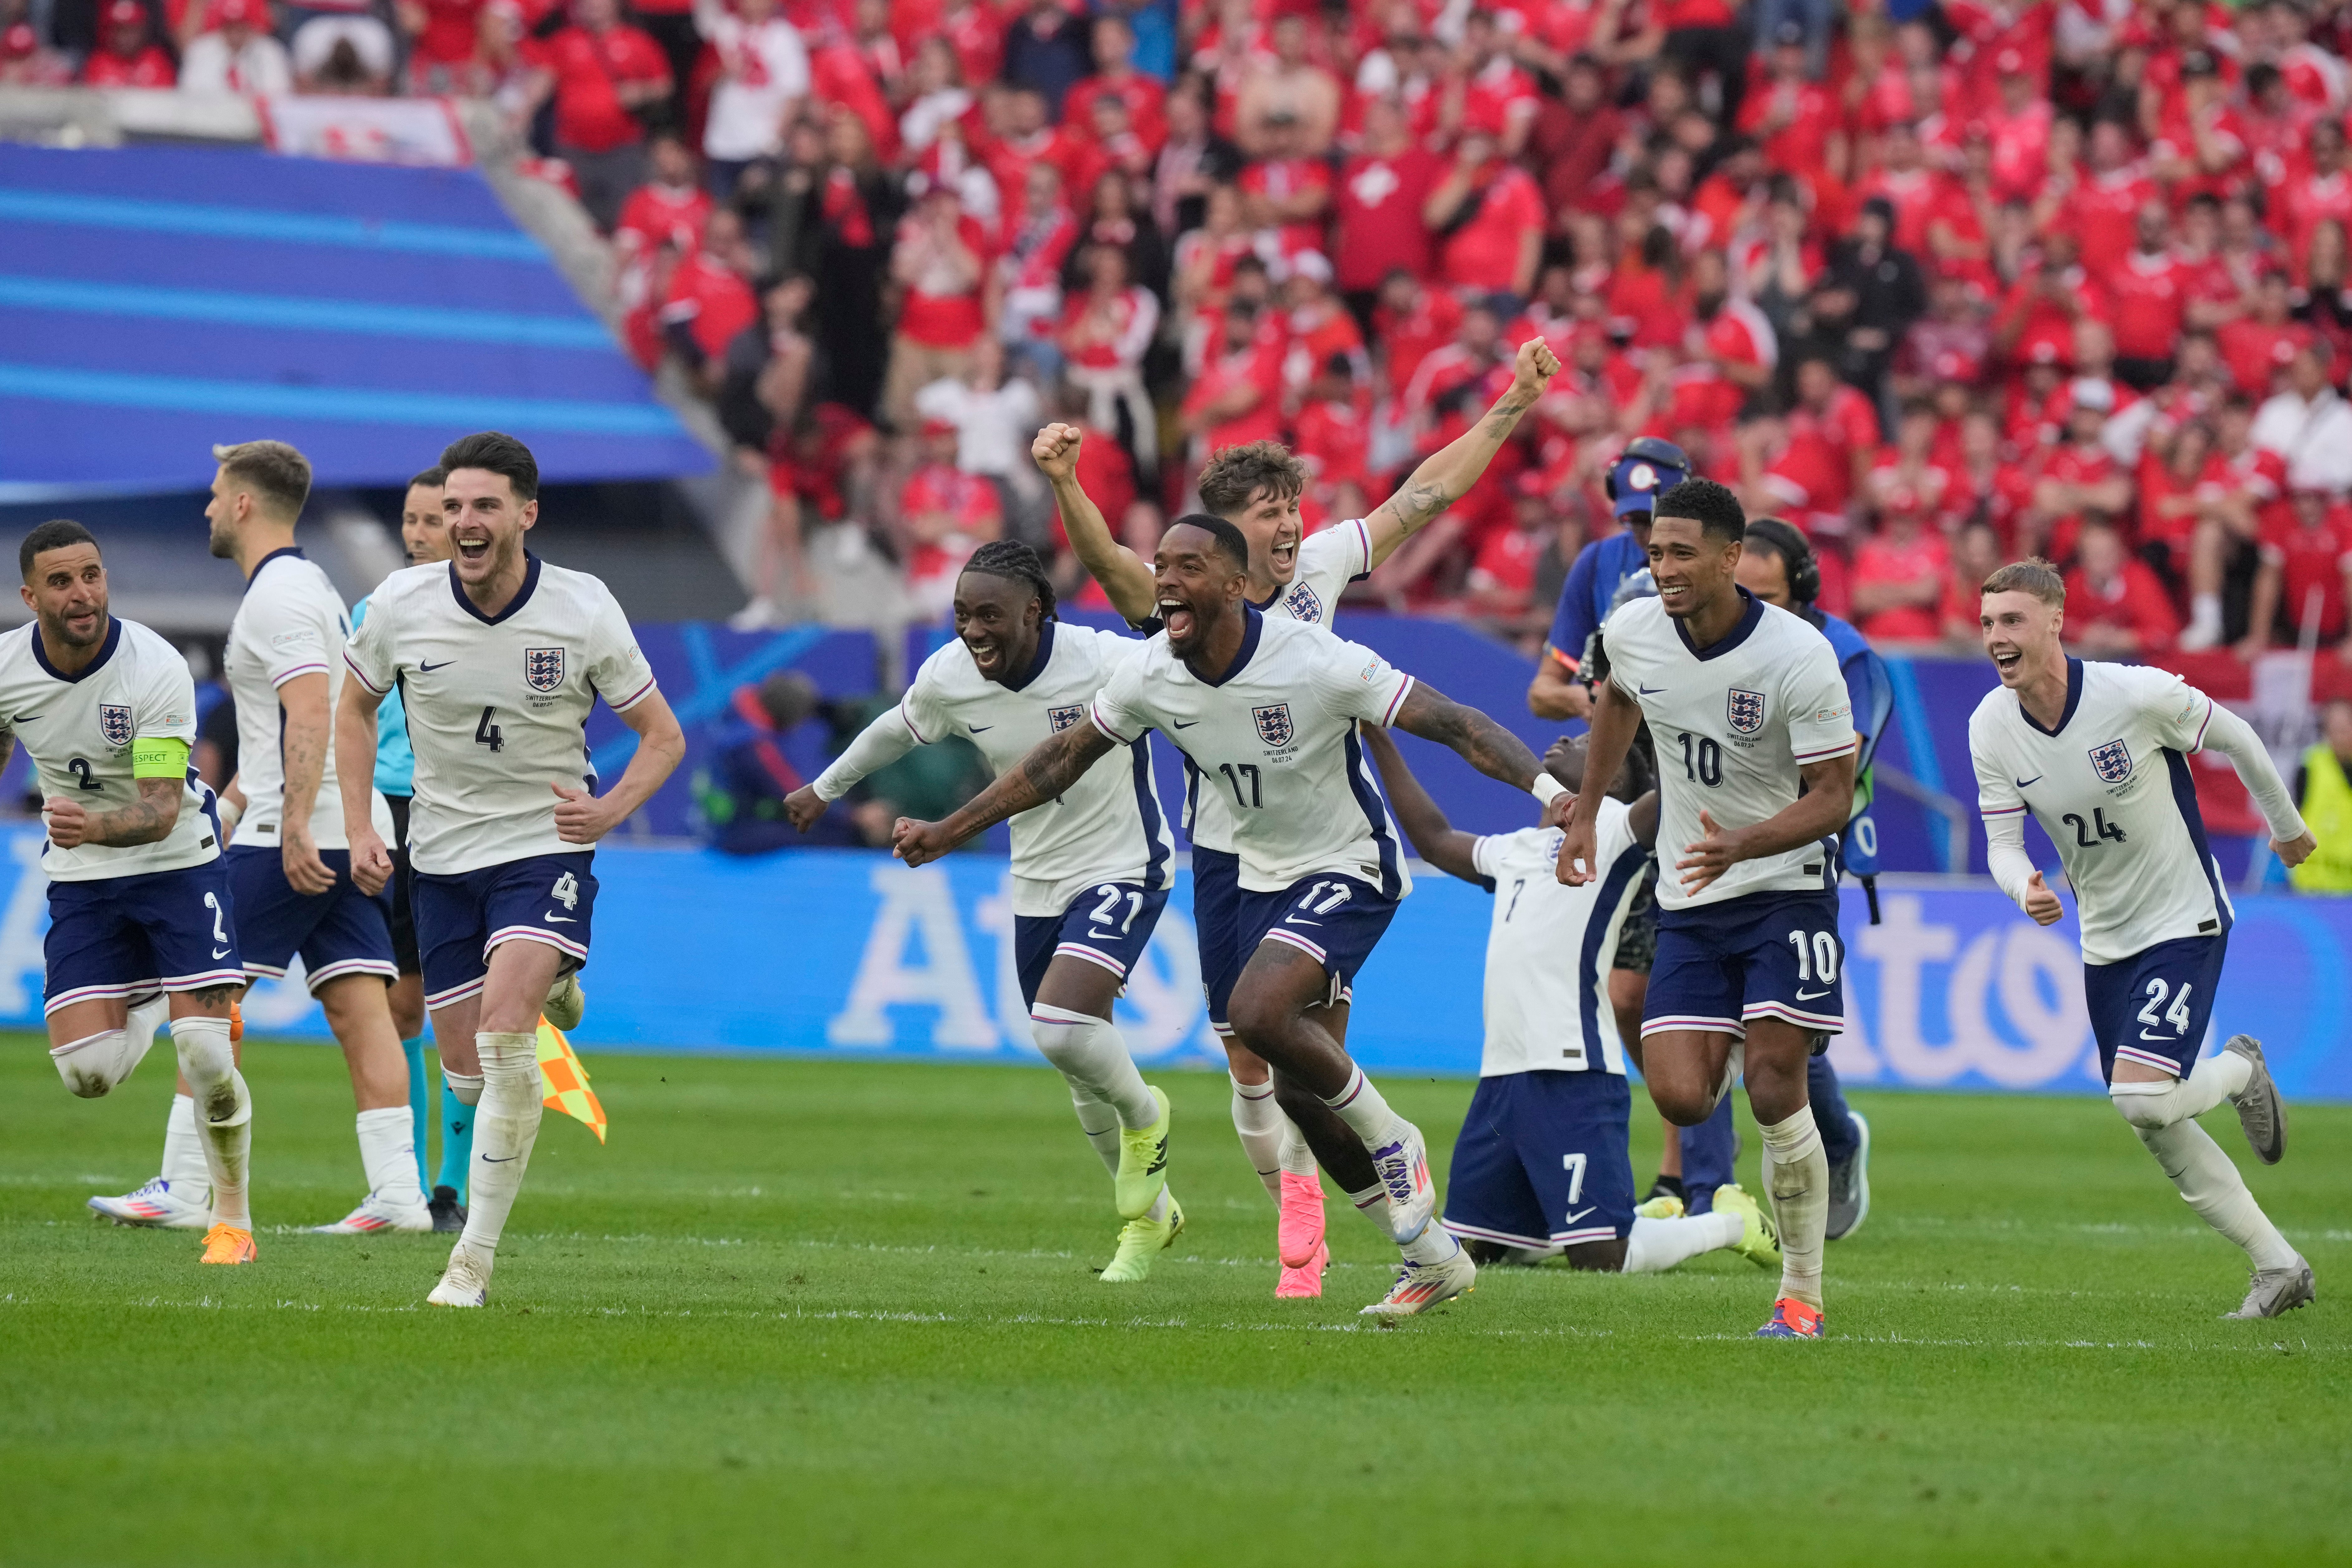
[
  {"xmin": 1389, "ymin": 681, "xmax": 1543, "ymax": 794},
  {"xmin": 891, "ymin": 723, "xmax": 1119, "ymax": 867},
  {"xmin": 1361, "ymin": 337, "xmax": 1562, "ymax": 568},
  {"xmin": 47, "ymin": 775, "xmax": 181, "ymax": 849}
]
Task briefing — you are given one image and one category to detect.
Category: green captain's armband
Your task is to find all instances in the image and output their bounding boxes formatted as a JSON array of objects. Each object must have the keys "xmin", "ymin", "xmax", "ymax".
[{"xmin": 131, "ymin": 737, "xmax": 189, "ymax": 779}]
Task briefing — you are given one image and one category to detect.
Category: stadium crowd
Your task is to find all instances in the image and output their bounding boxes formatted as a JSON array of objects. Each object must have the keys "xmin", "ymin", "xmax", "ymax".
[{"xmin": 17, "ymin": 0, "xmax": 2352, "ymax": 655}]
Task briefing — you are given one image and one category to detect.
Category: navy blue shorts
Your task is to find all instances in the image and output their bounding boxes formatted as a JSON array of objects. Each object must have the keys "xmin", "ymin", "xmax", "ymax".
[
  {"xmin": 2083, "ymin": 933, "xmax": 2228, "ymax": 1082},
  {"xmin": 1645, "ymin": 889, "xmax": 1845, "ymax": 1039},
  {"xmin": 1011, "ymin": 881, "xmax": 1171, "ymax": 1011},
  {"xmin": 226, "ymin": 845, "xmax": 396, "ymax": 994},
  {"xmin": 44, "ymin": 858, "xmax": 245, "ymax": 1016},
  {"xmin": 414, "ymin": 852, "xmax": 596, "ymax": 1011},
  {"xmin": 1442, "ymin": 1070, "xmax": 1636, "ymax": 1250},
  {"xmin": 1235, "ymin": 872, "xmax": 1399, "ymax": 1009},
  {"xmin": 1192, "ymin": 846, "xmax": 1245, "ymax": 1036}
]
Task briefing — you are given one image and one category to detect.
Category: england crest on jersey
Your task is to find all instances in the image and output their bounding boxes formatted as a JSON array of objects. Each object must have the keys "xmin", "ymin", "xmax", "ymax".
[
  {"xmin": 1280, "ymin": 581, "xmax": 1325, "ymax": 622},
  {"xmin": 2090, "ymin": 737, "xmax": 2133, "ymax": 783},
  {"xmin": 1048, "ymin": 704, "xmax": 1085, "ymax": 733},
  {"xmin": 524, "ymin": 647, "xmax": 565, "ymax": 693},
  {"xmin": 1727, "ymin": 687, "xmax": 1767, "ymax": 735},
  {"xmin": 1253, "ymin": 702, "xmax": 1295, "ymax": 747},
  {"xmin": 98, "ymin": 704, "xmax": 132, "ymax": 747}
]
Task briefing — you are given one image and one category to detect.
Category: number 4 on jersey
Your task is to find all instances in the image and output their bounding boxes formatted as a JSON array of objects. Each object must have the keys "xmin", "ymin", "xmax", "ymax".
[{"xmin": 475, "ymin": 706, "xmax": 504, "ymax": 753}]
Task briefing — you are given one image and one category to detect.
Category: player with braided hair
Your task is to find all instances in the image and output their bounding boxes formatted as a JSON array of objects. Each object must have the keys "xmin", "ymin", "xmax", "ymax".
[{"xmin": 785, "ymin": 542, "xmax": 1188, "ymax": 1279}]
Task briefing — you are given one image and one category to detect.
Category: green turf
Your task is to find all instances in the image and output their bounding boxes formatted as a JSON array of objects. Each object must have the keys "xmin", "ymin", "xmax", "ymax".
[{"xmin": 1, "ymin": 1038, "xmax": 2345, "ymax": 1567}]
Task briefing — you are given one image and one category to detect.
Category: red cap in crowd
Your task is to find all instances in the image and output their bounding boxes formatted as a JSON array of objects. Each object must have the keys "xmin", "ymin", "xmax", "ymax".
[{"xmin": 105, "ymin": 0, "xmax": 145, "ymax": 26}]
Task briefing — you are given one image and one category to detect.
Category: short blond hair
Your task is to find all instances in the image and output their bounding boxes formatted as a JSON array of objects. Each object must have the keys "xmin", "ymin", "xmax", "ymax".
[
  {"xmin": 1982, "ymin": 556, "xmax": 2064, "ymax": 606},
  {"xmin": 211, "ymin": 440, "xmax": 312, "ymax": 520}
]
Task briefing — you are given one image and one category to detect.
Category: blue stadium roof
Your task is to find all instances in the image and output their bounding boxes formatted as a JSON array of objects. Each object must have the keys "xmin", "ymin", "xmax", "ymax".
[{"xmin": 0, "ymin": 143, "xmax": 712, "ymax": 502}]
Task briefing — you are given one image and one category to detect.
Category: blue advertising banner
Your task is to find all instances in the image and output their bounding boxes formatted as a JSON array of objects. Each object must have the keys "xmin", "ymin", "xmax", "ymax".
[{"xmin": 5, "ymin": 831, "xmax": 2343, "ymax": 1101}]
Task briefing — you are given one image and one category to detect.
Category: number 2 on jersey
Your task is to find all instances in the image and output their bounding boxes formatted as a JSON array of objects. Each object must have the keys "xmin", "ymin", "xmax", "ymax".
[
  {"xmin": 2061, "ymin": 808, "xmax": 2126, "ymax": 849},
  {"xmin": 475, "ymin": 706, "xmax": 504, "ymax": 754},
  {"xmin": 2138, "ymin": 979, "xmax": 2195, "ymax": 1038},
  {"xmin": 1089, "ymin": 884, "xmax": 1143, "ymax": 935},
  {"xmin": 1677, "ymin": 732, "xmax": 1722, "ymax": 788},
  {"xmin": 66, "ymin": 757, "xmax": 103, "ymax": 792}
]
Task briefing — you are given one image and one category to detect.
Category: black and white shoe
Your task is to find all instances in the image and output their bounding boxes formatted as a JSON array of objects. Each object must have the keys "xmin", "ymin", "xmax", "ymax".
[
  {"xmin": 1825, "ymin": 1110, "xmax": 1871, "ymax": 1241},
  {"xmin": 428, "ymin": 1184, "xmax": 467, "ymax": 1234}
]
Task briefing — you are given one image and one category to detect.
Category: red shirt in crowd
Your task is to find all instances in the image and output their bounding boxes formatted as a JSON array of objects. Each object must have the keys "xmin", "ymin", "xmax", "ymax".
[
  {"xmin": 1376, "ymin": 287, "xmax": 1464, "ymax": 398},
  {"xmin": 546, "ymin": 23, "xmax": 671, "ymax": 153},
  {"xmin": 1185, "ymin": 337, "xmax": 1286, "ymax": 450},
  {"xmin": 409, "ymin": 0, "xmax": 486, "ymax": 68},
  {"xmin": 1334, "ymin": 146, "xmax": 1441, "ymax": 291},
  {"xmin": 2074, "ymin": 166, "xmax": 2162, "ymax": 277},
  {"xmin": 616, "ymin": 180, "xmax": 715, "ymax": 255},
  {"xmin": 1851, "ymin": 526, "xmax": 1949, "ymax": 641},
  {"xmin": 902, "ymin": 462, "xmax": 1003, "ymax": 598},
  {"xmin": 2064, "ymin": 559, "xmax": 2183, "ymax": 648},
  {"xmin": 2101, "ymin": 250, "xmax": 2189, "ymax": 361},
  {"xmin": 1438, "ymin": 163, "xmax": 1544, "ymax": 294},
  {"xmin": 894, "ymin": 211, "xmax": 993, "ymax": 348},
  {"xmin": 81, "ymin": 42, "xmax": 175, "ymax": 84},
  {"xmin": 2262, "ymin": 505, "xmax": 2352, "ymax": 641}
]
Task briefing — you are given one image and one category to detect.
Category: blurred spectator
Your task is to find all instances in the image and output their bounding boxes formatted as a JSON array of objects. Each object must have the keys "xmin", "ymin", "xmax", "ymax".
[
  {"xmin": 292, "ymin": 13, "xmax": 397, "ymax": 93},
  {"xmin": 2064, "ymin": 518, "xmax": 2181, "ymax": 654},
  {"xmin": 1150, "ymin": 75, "xmax": 1242, "ymax": 238},
  {"xmin": 2288, "ymin": 699, "xmax": 2352, "ymax": 894},
  {"xmin": 1181, "ymin": 296, "xmax": 1284, "ymax": 463},
  {"xmin": 1849, "ymin": 495, "xmax": 1947, "ymax": 643},
  {"xmin": 1233, "ymin": 13, "xmax": 1339, "ymax": 156},
  {"xmin": 544, "ymin": 0, "xmax": 673, "ymax": 230},
  {"xmin": 396, "ymin": 0, "xmax": 483, "ymax": 93},
  {"xmin": 2246, "ymin": 487, "xmax": 2352, "ymax": 655},
  {"xmin": 884, "ymin": 184, "xmax": 996, "ymax": 431},
  {"xmin": 693, "ymin": 0, "xmax": 808, "ymax": 197},
  {"xmin": 795, "ymin": 109, "xmax": 901, "ymax": 419},
  {"xmin": 1819, "ymin": 196, "xmax": 1927, "ymax": 407},
  {"xmin": 1057, "ymin": 244, "xmax": 1160, "ymax": 480},
  {"xmin": 998, "ymin": 162, "xmax": 1079, "ymax": 361},
  {"xmin": 615, "ymin": 128, "xmax": 713, "ymax": 261},
  {"xmin": 1002, "ymin": 0, "xmax": 1088, "ymax": 116},
  {"xmin": 180, "ymin": 0, "xmax": 292, "ymax": 94},
  {"xmin": 900, "ymin": 417, "xmax": 1004, "ymax": 616},
  {"xmin": 1425, "ymin": 126, "xmax": 1544, "ymax": 303},
  {"xmin": 81, "ymin": 0, "xmax": 175, "ymax": 84},
  {"xmin": 1334, "ymin": 95, "xmax": 1438, "ymax": 324},
  {"xmin": 913, "ymin": 337, "xmax": 1046, "ymax": 535},
  {"xmin": 1064, "ymin": 168, "xmax": 1167, "ymax": 303},
  {"xmin": 717, "ymin": 273, "xmax": 819, "ymax": 459},
  {"xmin": 2030, "ymin": 379, "xmax": 2133, "ymax": 562},
  {"xmin": 1, "ymin": 20, "xmax": 71, "ymax": 84},
  {"xmin": 2252, "ymin": 345, "xmax": 2352, "ymax": 493},
  {"xmin": 694, "ymin": 672, "xmax": 846, "ymax": 854},
  {"xmin": 736, "ymin": 401, "xmax": 881, "ymax": 628},
  {"xmin": 1063, "ymin": 14, "xmax": 1164, "ymax": 148},
  {"xmin": 1939, "ymin": 519, "xmax": 2006, "ymax": 646}
]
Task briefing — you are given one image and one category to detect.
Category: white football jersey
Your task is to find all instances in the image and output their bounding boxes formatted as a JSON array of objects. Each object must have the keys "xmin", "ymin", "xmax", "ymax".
[
  {"xmin": 343, "ymin": 557, "xmax": 657, "ymax": 876},
  {"xmin": 1971, "ymin": 659, "xmax": 2235, "ymax": 964},
  {"xmin": 1603, "ymin": 590, "xmax": 1855, "ymax": 911},
  {"xmin": 899, "ymin": 622, "xmax": 1175, "ymax": 918},
  {"xmin": 1092, "ymin": 608, "xmax": 1414, "ymax": 897},
  {"xmin": 1184, "ymin": 519, "xmax": 1371, "ymax": 856},
  {"xmin": 222, "ymin": 547, "xmax": 380, "ymax": 850},
  {"xmin": 0, "ymin": 616, "xmax": 218, "ymax": 882},
  {"xmin": 1472, "ymin": 798, "xmax": 1646, "ymax": 1077}
]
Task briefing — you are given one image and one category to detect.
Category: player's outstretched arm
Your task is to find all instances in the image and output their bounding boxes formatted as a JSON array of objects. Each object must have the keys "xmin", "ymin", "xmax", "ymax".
[
  {"xmin": 2198, "ymin": 698, "xmax": 2317, "ymax": 865},
  {"xmin": 1557, "ymin": 678, "xmax": 1642, "ymax": 885},
  {"xmin": 1034, "ymin": 423, "xmax": 1156, "ymax": 623},
  {"xmin": 554, "ymin": 688, "xmax": 686, "ymax": 845},
  {"xmin": 275, "ymin": 671, "xmax": 337, "ymax": 895},
  {"xmin": 1673, "ymin": 749, "xmax": 1856, "ymax": 898},
  {"xmin": 1362, "ymin": 338, "xmax": 1560, "ymax": 568},
  {"xmin": 787, "ymin": 705, "xmax": 925, "ymax": 830},
  {"xmin": 894, "ymin": 723, "xmax": 1117, "ymax": 866},
  {"xmin": 335, "ymin": 672, "xmax": 393, "ymax": 894},
  {"xmin": 1359, "ymin": 722, "xmax": 1482, "ymax": 883},
  {"xmin": 1390, "ymin": 681, "xmax": 1545, "ymax": 793}
]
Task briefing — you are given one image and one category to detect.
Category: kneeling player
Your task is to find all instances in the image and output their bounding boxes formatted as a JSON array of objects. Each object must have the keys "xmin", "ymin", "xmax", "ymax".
[
  {"xmin": 1364, "ymin": 726, "xmax": 1778, "ymax": 1275},
  {"xmin": 12, "ymin": 521, "xmax": 256, "ymax": 1264},
  {"xmin": 787, "ymin": 541, "xmax": 1182, "ymax": 1279},
  {"xmin": 1972, "ymin": 559, "xmax": 2313, "ymax": 1318}
]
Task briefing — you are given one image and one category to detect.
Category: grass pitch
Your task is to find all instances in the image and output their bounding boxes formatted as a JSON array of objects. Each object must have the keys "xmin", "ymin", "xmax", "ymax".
[{"xmin": 1, "ymin": 1038, "xmax": 2345, "ymax": 1567}]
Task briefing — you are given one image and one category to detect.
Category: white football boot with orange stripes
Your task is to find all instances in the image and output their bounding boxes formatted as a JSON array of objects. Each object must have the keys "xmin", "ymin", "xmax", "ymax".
[
  {"xmin": 312, "ymin": 1191, "xmax": 432, "ymax": 1234},
  {"xmin": 1359, "ymin": 1234, "xmax": 1477, "ymax": 1318}
]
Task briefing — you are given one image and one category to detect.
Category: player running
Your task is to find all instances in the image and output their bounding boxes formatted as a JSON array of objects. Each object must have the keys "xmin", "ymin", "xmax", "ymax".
[
  {"xmin": 12, "ymin": 520, "xmax": 256, "ymax": 1265},
  {"xmin": 1035, "ymin": 336, "xmax": 1561, "ymax": 1297},
  {"xmin": 1363, "ymin": 724, "xmax": 1782, "ymax": 1277},
  {"xmin": 1557, "ymin": 478, "xmax": 1857, "ymax": 1340},
  {"xmin": 358, "ymin": 466, "xmax": 468, "ymax": 1231},
  {"xmin": 897, "ymin": 515, "xmax": 1562, "ymax": 1316},
  {"xmin": 1970, "ymin": 559, "xmax": 2314, "ymax": 1319},
  {"xmin": 201, "ymin": 440, "xmax": 426, "ymax": 1234},
  {"xmin": 783, "ymin": 541, "xmax": 1183, "ymax": 1279},
  {"xmin": 337, "ymin": 431, "xmax": 685, "ymax": 1307}
]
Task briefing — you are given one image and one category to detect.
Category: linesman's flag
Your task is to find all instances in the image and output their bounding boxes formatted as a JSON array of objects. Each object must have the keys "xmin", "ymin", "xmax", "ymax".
[{"xmin": 535, "ymin": 1019, "xmax": 607, "ymax": 1144}]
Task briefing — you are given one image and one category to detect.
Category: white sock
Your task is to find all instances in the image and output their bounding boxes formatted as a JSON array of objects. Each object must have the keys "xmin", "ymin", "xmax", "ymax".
[
  {"xmin": 161, "ymin": 1092, "xmax": 210, "ymax": 1194},
  {"xmin": 49, "ymin": 1029, "xmax": 141, "ymax": 1098},
  {"xmin": 1710, "ymin": 1039, "xmax": 1746, "ymax": 1112},
  {"xmin": 1068, "ymin": 1086, "xmax": 1122, "ymax": 1175},
  {"xmin": 172, "ymin": 1016, "xmax": 249, "ymax": 1229},
  {"xmin": 1622, "ymin": 1211, "xmax": 1742, "ymax": 1273},
  {"xmin": 1344, "ymin": 1179, "xmax": 1394, "ymax": 1236},
  {"xmin": 443, "ymin": 1069, "xmax": 483, "ymax": 1106},
  {"xmin": 1758, "ymin": 1103, "xmax": 1827, "ymax": 1309},
  {"xmin": 1029, "ymin": 1005, "xmax": 1157, "ymax": 1127},
  {"xmin": 458, "ymin": 1031, "xmax": 542, "ymax": 1255},
  {"xmin": 2190, "ymin": 593, "xmax": 2222, "ymax": 636},
  {"xmin": 127, "ymin": 992, "xmax": 169, "ymax": 1062},
  {"xmin": 1320, "ymin": 1064, "xmax": 1400, "ymax": 1148},
  {"xmin": 1231, "ymin": 1072, "xmax": 1286, "ymax": 1202},
  {"xmin": 355, "ymin": 1105, "xmax": 424, "ymax": 1206},
  {"xmin": 1277, "ymin": 1123, "xmax": 1316, "ymax": 1177},
  {"xmin": 2109, "ymin": 1052, "xmax": 2251, "ymax": 1130},
  {"xmin": 1401, "ymin": 1224, "xmax": 1459, "ymax": 1265},
  {"xmin": 2134, "ymin": 1117, "xmax": 2299, "ymax": 1271},
  {"xmin": 1145, "ymin": 1187, "xmax": 1171, "ymax": 1224}
]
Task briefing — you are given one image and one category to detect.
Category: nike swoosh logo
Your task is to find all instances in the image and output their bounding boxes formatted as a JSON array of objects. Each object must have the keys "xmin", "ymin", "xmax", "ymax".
[
  {"xmin": 2015, "ymin": 775, "xmax": 2043, "ymax": 788},
  {"xmin": 1172, "ymin": 720, "xmax": 1199, "ymax": 729},
  {"xmin": 1563, "ymin": 1206, "xmax": 1596, "ymax": 1225},
  {"xmin": 211, "ymin": 947, "xmax": 232, "ymax": 959},
  {"xmin": 970, "ymin": 724, "xmax": 994, "ymax": 732},
  {"xmin": 2139, "ymin": 1030, "xmax": 2181, "ymax": 1043},
  {"xmin": 1796, "ymin": 986, "xmax": 1833, "ymax": 1000},
  {"xmin": 1638, "ymin": 684, "xmax": 1666, "ymax": 695},
  {"xmin": 482, "ymin": 1154, "xmax": 518, "ymax": 1163},
  {"xmin": 11, "ymin": 713, "xmax": 38, "ymax": 723},
  {"xmin": 544, "ymin": 914, "xmax": 575, "ymax": 924},
  {"xmin": 419, "ymin": 660, "xmax": 453, "ymax": 672},
  {"xmin": 1285, "ymin": 918, "xmax": 1320, "ymax": 927}
]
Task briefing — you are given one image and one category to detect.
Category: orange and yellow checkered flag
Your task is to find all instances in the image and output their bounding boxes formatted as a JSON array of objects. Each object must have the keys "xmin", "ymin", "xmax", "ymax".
[{"xmin": 535, "ymin": 1019, "xmax": 607, "ymax": 1144}]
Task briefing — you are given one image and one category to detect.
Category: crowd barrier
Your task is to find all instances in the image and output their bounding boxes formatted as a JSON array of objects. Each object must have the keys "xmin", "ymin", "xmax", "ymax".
[{"xmin": 2, "ymin": 832, "xmax": 2340, "ymax": 1101}]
